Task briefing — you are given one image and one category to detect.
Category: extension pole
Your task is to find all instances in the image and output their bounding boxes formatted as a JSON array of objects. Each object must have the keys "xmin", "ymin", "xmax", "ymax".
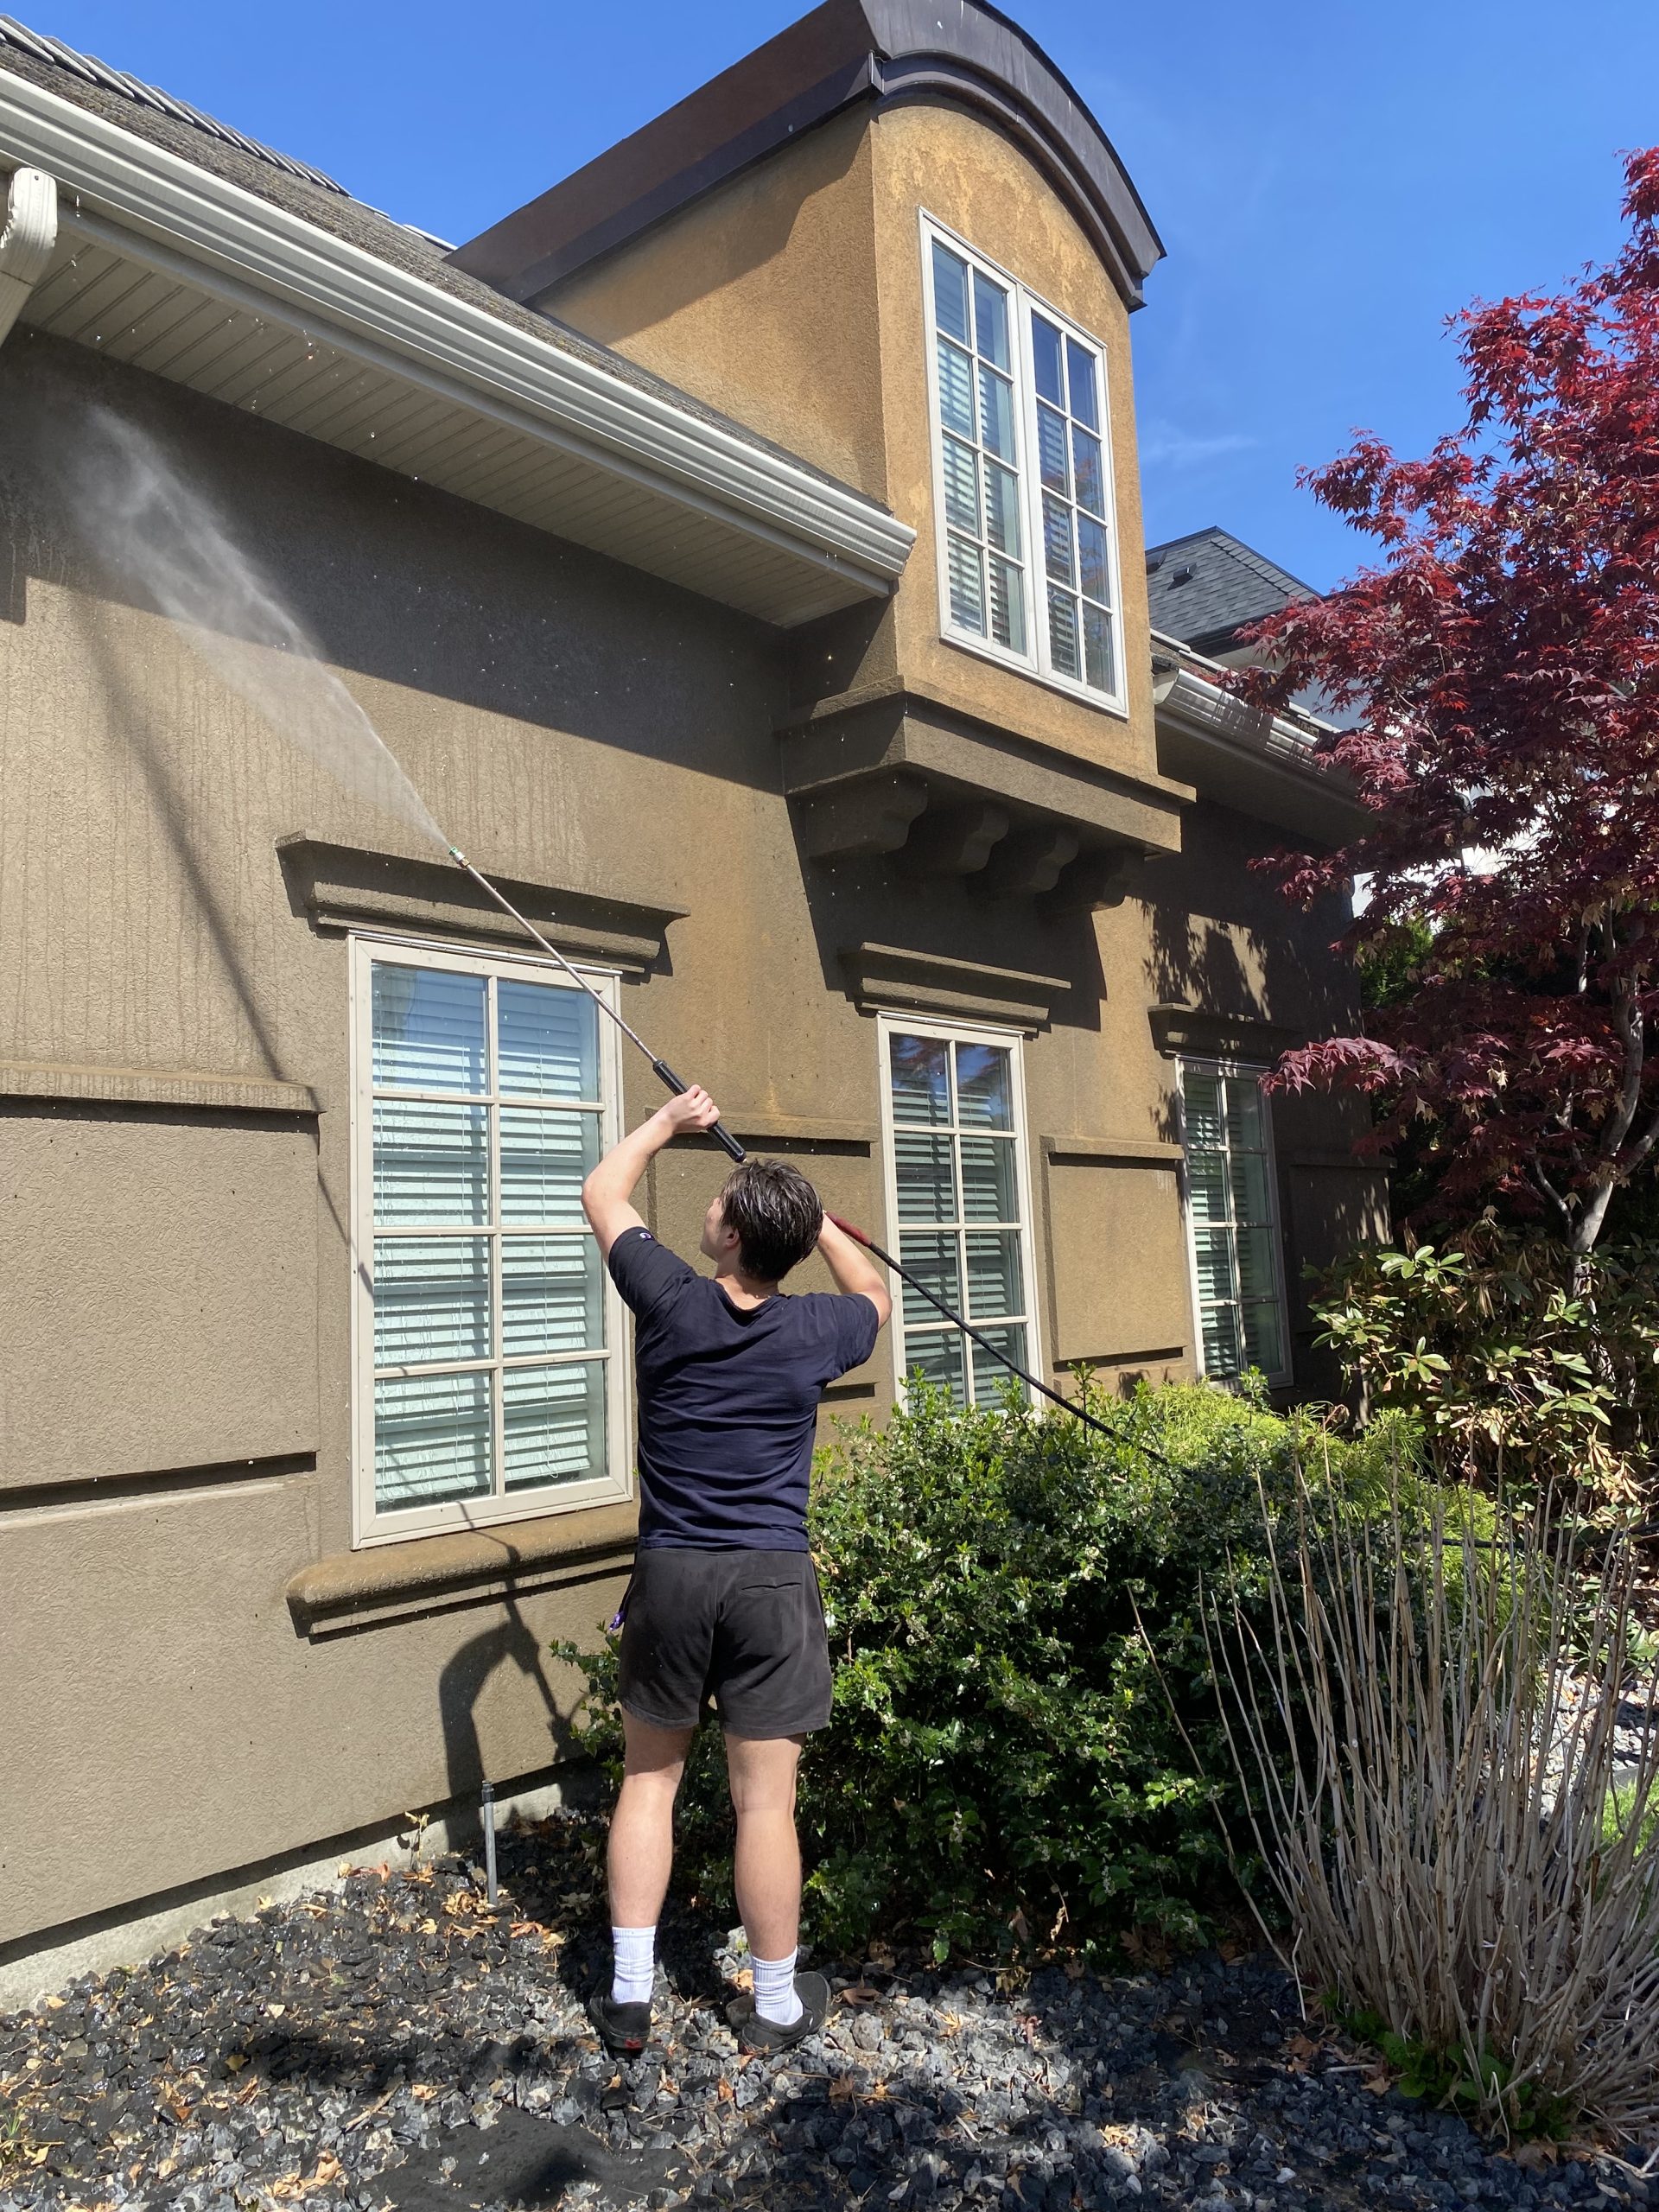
[
  {"xmin": 448, "ymin": 846, "xmax": 746, "ymax": 1163},
  {"xmin": 827, "ymin": 1212, "xmax": 1131, "ymax": 1445}
]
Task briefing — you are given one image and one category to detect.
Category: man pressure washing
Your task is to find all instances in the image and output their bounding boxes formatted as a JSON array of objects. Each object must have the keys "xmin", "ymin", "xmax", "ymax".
[{"xmin": 580, "ymin": 1085, "xmax": 892, "ymax": 2056}]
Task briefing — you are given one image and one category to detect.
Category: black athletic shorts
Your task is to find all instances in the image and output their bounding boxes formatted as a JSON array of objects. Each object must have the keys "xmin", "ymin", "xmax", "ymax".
[{"xmin": 616, "ymin": 1548, "xmax": 833, "ymax": 1738}]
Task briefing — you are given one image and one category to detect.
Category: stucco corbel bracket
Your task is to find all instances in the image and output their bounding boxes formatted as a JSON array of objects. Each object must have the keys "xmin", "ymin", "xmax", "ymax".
[
  {"xmin": 0, "ymin": 165, "xmax": 58, "ymax": 347},
  {"xmin": 980, "ymin": 822, "xmax": 1080, "ymax": 900},
  {"xmin": 895, "ymin": 800, "xmax": 1011, "ymax": 879},
  {"xmin": 1036, "ymin": 843, "xmax": 1144, "ymax": 919},
  {"xmin": 793, "ymin": 772, "xmax": 929, "ymax": 861}
]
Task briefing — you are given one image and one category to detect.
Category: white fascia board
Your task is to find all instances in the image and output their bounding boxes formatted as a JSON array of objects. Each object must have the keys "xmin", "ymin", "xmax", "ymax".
[{"xmin": 0, "ymin": 69, "xmax": 914, "ymax": 595}]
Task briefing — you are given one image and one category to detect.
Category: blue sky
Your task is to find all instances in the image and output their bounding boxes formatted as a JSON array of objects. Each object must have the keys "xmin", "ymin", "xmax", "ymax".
[{"xmin": 21, "ymin": 1, "xmax": 1659, "ymax": 589}]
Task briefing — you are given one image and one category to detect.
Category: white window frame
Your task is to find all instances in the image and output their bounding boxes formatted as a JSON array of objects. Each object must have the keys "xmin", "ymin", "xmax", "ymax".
[
  {"xmin": 918, "ymin": 209, "xmax": 1129, "ymax": 719},
  {"xmin": 875, "ymin": 1011, "xmax": 1046, "ymax": 1408},
  {"xmin": 1176, "ymin": 1058, "xmax": 1294, "ymax": 1391},
  {"xmin": 349, "ymin": 931, "xmax": 633, "ymax": 1548}
]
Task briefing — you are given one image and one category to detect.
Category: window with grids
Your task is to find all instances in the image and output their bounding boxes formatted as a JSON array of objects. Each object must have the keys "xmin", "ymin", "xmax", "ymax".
[
  {"xmin": 924, "ymin": 220, "xmax": 1122, "ymax": 708},
  {"xmin": 883, "ymin": 1025, "xmax": 1036, "ymax": 1407},
  {"xmin": 353, "ymin": 942, "xmax": 627, "ymax": 1539},
  {"xmin": 1180, "ymin": 1065, "xmax": 1289, "ymax": 1385}
]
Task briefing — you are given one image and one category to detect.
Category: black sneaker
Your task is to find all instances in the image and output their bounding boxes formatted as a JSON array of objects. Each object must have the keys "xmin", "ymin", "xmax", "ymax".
[
  {"xmin": 728, "ymin": 1969, "xmax": 831, "ymax": 2055},
  {"xmin": 588, "ymin": 1989, "xmax": 652, "ymax": 2056}
]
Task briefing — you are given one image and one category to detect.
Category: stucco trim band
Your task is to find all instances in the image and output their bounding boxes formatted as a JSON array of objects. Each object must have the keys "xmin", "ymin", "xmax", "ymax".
[
  {"xmin": 839, "ymin": 942, "xmax": 1069, "ymax": 1033},
  {"xmin": 0, "ymin": 1058, "xmax": 317, "ymax": 1115},
  {"xmin": 278, "ymin": 837, "xmax": 685, "ymax": 978},
  {"xmin": 286, "ymin": 1502, "xmax": 639, "ymax": 1637},
  {"xmin": 1041, "ymin": 1134, "xmax": 1185, "ymax": 1166},
  {"xmin": 1147, "ymin": 1005, "xmax": 1303, "ymax": 1063},
  {"xmin": 0, "ymin": 71, "xmax": 914, "ymax": 597}
]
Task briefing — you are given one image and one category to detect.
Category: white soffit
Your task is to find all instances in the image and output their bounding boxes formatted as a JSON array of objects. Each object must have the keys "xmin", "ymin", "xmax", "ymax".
[{"xmin": 0, "ymin": 73, "xmax": 913, "ymax": 627}]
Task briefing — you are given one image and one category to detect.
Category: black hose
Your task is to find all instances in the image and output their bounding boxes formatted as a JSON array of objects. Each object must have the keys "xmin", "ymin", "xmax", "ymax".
[{"xmin": 829, "ymin": 1214, "xmax": 1182, "ymax": 1471}]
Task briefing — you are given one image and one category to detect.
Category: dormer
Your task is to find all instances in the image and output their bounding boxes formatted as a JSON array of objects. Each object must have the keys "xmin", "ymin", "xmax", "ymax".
[{"xmin": 449, "ymin": 0, "xmax": 1182, "ymax": 897}]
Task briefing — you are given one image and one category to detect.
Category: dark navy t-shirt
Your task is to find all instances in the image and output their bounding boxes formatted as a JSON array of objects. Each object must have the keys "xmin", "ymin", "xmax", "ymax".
[{"xmin": 608, "ymin": 1226, "xmax": 880, "ymax": 1550}]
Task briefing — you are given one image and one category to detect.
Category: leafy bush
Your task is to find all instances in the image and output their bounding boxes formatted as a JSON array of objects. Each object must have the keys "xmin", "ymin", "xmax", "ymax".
[
  {"xmin": 1211, "ymin": 1460, "xmax": 1659, "ymax": 2141},
  {"xmin": 1311, "ymin": 1221, "xmax": 1659, "ymax": 1510},
  {"xmin": 556, "ymin": 1379, "xmax": 1426, "ymax": 1962}
]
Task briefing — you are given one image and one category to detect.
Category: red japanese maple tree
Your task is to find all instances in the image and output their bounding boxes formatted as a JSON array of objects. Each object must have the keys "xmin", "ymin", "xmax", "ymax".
[{"xmin": 1239, "ymin": 149, "xmax": 1659, "ymax": 1257}]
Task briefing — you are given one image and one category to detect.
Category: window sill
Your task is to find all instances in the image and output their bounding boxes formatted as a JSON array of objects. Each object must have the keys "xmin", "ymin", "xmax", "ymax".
[
  {"xmin": 285, "ymin": 1501, "xmax": 639, "ymax": 1638},
  {"xmin": 938, "ymin": 628, "xmax": 1130, "ymax": 724}
]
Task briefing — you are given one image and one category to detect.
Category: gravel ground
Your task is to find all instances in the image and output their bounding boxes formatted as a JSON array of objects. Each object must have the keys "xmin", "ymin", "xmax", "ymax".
[{"xmin": 1, "ymin": 1814, "xmax": 1650, "ymax": 2212}]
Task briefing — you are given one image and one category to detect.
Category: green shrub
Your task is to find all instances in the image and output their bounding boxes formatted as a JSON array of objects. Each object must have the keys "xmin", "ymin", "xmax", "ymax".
[
  {"xmin": 1310, "ymin": 1221, "xmax": 1659, "ymax": 1510},
  {"xmin": 556, "ymin": 1378, "xmax": 1428, "ymax": 1962}
]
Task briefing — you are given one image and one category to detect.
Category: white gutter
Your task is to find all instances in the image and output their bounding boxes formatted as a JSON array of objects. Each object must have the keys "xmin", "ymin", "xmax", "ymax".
[
  {"xmin": 0, "ymin": 68, "xmax": 915, "ymax": 594},
  {"xmin": 0, "ymin": 160, "xmax": 54, "ymax": 344},
  {"xmin": 1150, "ymin": 627, "xmax": 1368, "ymax": 839}
]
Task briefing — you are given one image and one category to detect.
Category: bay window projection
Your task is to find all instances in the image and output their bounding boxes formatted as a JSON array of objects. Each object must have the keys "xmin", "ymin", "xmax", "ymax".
[
  {"xmin": 353, "ymin": 941, "xmax": 629, "ymax": 1541},
  {"xmin": 1180, "ymin": 1065, "xmax": 1289, "ymax": 1385},
  {"xmin": 924, "ymin": 221, "xmax": 1122, "ymax": 708},
  {"xmin": 882, "ymin": 1024, "xmax": 1039, "ymax": 1407}
]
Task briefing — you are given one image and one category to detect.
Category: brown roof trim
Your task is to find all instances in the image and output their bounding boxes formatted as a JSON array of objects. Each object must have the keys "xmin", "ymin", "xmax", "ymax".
[{"xmin": 448, "ymin": 0, "xmax": 1164, "ymax": 312}]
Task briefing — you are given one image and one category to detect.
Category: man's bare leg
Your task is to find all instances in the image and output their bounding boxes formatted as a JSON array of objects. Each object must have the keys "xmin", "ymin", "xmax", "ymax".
[
  {"xmin": 606, "ymin": 1713, "xmax": 695, "ymax": 2005},
  {"xmin": 725, "ymin": 1732, "xmax": 807, "ymax": 2023}
]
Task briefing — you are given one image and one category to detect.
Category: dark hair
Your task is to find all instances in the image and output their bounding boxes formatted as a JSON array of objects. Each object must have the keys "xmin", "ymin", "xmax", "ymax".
[{"xmin": 718, "ymin": 1159, "xmax": 823, "ymax": 1282}]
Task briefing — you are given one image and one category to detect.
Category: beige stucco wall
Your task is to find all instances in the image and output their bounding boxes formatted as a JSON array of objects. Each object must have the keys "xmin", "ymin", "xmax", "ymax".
[
  {"xmin": 545, "ymin": 98, "xmax": 1162, "ymax": 791},
  {"xmin": 0, "ymin": 89, "xmax": 1373, "ymax": 1961}
]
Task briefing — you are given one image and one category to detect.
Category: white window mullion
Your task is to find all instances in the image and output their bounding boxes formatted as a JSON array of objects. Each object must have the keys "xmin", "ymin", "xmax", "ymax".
[{"xmin": 486, "ymin": 974, "xmax": 506, "ymax": 1502}]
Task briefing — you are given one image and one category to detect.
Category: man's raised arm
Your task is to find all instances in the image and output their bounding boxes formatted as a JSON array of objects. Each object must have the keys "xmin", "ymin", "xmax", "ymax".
[
  {"xmin": 816, "ymin": 1213, "xmax": 893, "ymax": 1330},
  {"xmin": 581, "ymin": 1086, "xmax": 721, "ymax": 1260}
]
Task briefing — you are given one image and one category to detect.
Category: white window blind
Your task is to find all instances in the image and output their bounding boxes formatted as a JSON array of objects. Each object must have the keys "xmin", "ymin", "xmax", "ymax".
[
  {"xmin": 1180, "ymin": 1065, "xmax": 1290, "ymax": 1385},
  {"xmin": 352, "ymin": 941, "xmax": 629, "ymax": 1542},
  {"xmin": 923, "ymin": 218, "xmax": 1124, "ymax": 712},
  {"xmin": 880, "ymin": 1021, "xmax": 1040, "ymax": 1408}
]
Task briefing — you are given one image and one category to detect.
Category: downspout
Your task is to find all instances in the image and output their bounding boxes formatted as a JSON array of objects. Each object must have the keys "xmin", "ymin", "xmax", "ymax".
[{"xmin": 0, "ymin": 166, "xmax": 58, "ymax": 347}]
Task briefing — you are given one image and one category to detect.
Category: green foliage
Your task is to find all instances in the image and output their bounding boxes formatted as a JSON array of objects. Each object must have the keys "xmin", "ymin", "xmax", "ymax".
[
  {"xmin": 556, "ymin": 1380, "xmax": 1427, "ymax": 1963},
  {"xmin": 1310, "ymin": 1220, "xmax": 1659, "ymax": 1510},
  {"xmin": 1338, "ymin": 2008, "xmax": 1574, "ymax": 2141}
]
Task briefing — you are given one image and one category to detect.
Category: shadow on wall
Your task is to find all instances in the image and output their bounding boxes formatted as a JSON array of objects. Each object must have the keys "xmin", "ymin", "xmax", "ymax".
[
  {"xmin": 0, "ymin": 334, "xmax": 786, "ymax": 797},
  {"xmin": 433, "ymin": 1554, "xmax": 614, "ymax": 1813},
  {"xmin": 791, "ymin": 843, "xmax": 1111, "ymax": 1038}
]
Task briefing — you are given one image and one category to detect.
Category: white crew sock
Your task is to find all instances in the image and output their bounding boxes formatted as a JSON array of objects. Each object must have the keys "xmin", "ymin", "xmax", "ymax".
[
  {"xmin": 610, "ymin": 1924, "xmax": 656, "ymax": 2007},
  {"xmin": 751, "ymin": 1947, "xmax": 803, "ymax": 2027}
]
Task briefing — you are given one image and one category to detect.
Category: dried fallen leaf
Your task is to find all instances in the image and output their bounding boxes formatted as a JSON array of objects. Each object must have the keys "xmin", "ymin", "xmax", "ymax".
[
  {"xmin": 410, "ymin": 2085, "xmax": 439, "ymax": 2103},
  {"xmin": 224, "ymin": 2054, "xmax": 248, "ymax": 2074},
  {"xmin": 716, "ymin": 2079, "xmax": 735, "ymax": 2104},
  {"xmin": 1362, "ymin": 2070, "xmax": 1393, "ymax": 2095},
  {"xmin": 828, "ymin": 2076, "xmax": 861, "ymax": 2103},
  {"xmin": 1515, "ymin": 2143, "xmax": 1560, "ymax": 2171}
]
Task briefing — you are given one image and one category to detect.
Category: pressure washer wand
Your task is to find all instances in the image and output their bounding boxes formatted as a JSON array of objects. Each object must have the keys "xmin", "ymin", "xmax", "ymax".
[
  {"xmin": 831, "ymin": 1212, "xmax": 1187, "ymax": 1472},
  {"xmin": 448, "ymin": 846, "xmax": 747, "ymax": 1164},
  {"xmin": 828, "ymin": 1212, "xmax": 1132, "ymax": 1444}
]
